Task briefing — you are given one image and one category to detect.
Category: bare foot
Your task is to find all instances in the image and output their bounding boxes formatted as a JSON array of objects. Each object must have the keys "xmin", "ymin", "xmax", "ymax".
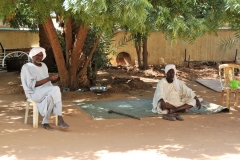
[{"xmin": 169, "ymin": 108, "xmax": 176, "ymax": 114}]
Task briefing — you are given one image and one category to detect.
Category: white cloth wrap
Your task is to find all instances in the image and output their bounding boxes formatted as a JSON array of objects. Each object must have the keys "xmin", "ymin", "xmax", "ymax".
[
  {"xmin": 29, "ymin": 47, "xmax": 46, "ymax": 60},
  {"xmin": 165, "ymin": 64, "xmax": 180, "ymax": 91}
]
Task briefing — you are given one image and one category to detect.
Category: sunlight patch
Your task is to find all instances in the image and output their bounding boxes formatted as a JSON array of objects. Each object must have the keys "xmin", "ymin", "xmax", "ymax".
[
  {"xmin": 95, "ymin": 150, "xmax": 190, "ymax": 160},
  {"xmin": 0, "ymin": 155, "xmax": 17, "ymax": 160},
  {"xmin": 202, "ymin": 153, "xmax": 240, "ymax": 160}
]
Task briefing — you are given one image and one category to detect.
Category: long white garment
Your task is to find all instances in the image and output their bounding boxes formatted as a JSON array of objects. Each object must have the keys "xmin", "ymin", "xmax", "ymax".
[
  {"xmin": 21, "ymin": 62, "xmax": 62, "ymax": 123},
  {"xmin": 152, "ymin": 78, "xmax": 196, "ymax": 114}
]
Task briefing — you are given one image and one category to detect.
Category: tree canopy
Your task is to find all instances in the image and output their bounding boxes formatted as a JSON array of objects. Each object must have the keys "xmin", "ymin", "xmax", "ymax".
[
  {"xmin": 1, "ymin": 0, "xmax": 239, "ymax": 89},
  {"xmin": 1, "ymin": 0, "xmax": 230, "ymax": 39}
]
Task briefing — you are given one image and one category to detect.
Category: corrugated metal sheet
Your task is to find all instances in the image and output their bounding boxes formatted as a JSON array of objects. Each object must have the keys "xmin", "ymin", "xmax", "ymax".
[{"xmin": 110, "ymin": 30, "xmax": 240, "ymax": 66}]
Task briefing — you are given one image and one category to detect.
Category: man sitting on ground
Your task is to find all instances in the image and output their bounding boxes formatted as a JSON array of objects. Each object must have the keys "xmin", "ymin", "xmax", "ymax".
[{"xmin": 152, "ymin": 64, "xmax": 201, "ymax": 121}]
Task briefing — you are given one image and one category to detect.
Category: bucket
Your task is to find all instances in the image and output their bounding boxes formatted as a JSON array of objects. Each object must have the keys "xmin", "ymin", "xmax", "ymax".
[{"xmin": 230, "ymin": 80, "xmax": 239, "ymax": 88}]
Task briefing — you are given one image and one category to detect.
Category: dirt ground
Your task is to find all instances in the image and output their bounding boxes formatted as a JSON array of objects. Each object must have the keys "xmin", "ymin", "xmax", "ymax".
[{"xmin": 1, "ymin": 64, "xmax": 240, "ymax": 160}]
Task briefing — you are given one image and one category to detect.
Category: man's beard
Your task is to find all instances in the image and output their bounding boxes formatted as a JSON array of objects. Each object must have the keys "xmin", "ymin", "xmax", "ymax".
[
  {"xmin": 35, "ymin": 61, "xmax": 41, "ymax": 64},
  {"xmin": 166, "ymin": 77, "xmax": 174, "ymax": 83}
]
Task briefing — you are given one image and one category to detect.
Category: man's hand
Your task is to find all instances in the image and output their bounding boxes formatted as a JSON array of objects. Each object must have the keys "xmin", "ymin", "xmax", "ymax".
[
  {"xmin": 158, "ymin": 99, "xmax": 176, "ymax": 110},
  {"xmin": 48, "ymin": 75, "xmax": 60, "ymax": 83},
  {"xmin": 195, "ymin": 98, "xmax": 201, "ymax": 110},
  {"xmin": 49, "ymin": 75, "xmax": 59, "ymax": 81},
  {"xmin": 36, "ymin": 75, "xmax": 59, "ymax": 87}
]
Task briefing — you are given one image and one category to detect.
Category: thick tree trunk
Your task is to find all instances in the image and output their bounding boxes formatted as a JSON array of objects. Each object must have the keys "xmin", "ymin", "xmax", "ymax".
[
  {"xmin": 142, "ymin": 39, "xmax": 148, "ymax": 70},
  {"xmin": 64, "ymin": 16, "xmax": 72, "ymax": 68},
  {"xmin": 42, "ymin": 17, "xmax": 69, "ymax": 87},
  {"xmin": 69, "ymin": 26, "xmax": 89, "ymax": 89}
]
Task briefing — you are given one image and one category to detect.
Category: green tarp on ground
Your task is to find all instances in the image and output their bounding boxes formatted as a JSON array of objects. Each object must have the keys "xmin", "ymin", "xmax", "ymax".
[{"xmin": 73, "ymin": 98, "xmax": 229, "ymax": 120}]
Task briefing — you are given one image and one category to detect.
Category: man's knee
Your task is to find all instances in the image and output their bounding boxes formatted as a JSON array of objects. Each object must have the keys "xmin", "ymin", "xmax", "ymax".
[
  {"xmin": 53, "ymin": 86, "xmax": 61, "ymax": 93},
  {"xmin": 185, "ymin": 104, "xmax": 193, "ymax": 109}
]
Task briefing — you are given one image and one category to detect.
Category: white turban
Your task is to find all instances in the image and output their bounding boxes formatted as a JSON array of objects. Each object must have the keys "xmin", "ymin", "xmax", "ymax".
[
  {"xmin": 165, "ymin": 64, "xmax": 180, "ymax": 91},
  {"xmin": 29, "ymin": 47, "xmax": 46, "ymax": 60}
]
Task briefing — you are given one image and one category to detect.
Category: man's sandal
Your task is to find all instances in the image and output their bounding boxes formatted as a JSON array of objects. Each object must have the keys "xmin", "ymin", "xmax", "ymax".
[
  {"xmin": 58, "ymin": 121, "xmax": 70, "ymax": 129},
  {"xmin": 43, "ymin": 124, "xmax": 54, "ymax": 131},
  {"xmin": 162, "ymin": 114, "xmax": 176, "ymax": 121},
  {"xmin": 173, "ymin": 113, "xmax": 184, "ymax": 121}
]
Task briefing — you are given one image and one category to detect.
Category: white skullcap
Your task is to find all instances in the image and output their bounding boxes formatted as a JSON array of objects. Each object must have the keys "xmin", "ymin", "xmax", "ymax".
[
  {"xmin": 29, "ymin": 47, "xmax": 46, "ymax": 60},
  {"xmin": 165, "ymin": 64, "xmax": 180, "ymax": 91}
]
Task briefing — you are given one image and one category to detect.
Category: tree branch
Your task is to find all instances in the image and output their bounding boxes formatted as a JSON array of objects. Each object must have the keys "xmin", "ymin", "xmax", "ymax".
[{"xmin": 77, "ymin": 34, "xmax": 102, "ymax": 77}]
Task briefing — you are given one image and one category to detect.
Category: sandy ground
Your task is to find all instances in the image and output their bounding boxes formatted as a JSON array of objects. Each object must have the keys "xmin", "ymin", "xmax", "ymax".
[{"xmin": 1, "ymin": 66, "xmax": 240, "ymax": 160}]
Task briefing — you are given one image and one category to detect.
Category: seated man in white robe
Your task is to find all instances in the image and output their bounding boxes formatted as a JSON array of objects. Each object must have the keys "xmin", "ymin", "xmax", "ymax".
[
  {"xmin": 21, "ymin": 47, "xmax": 69, "ymax": 130},
  {"xmin": 152, "ymin": 64, "xmax": 201, "ymax": 121}
]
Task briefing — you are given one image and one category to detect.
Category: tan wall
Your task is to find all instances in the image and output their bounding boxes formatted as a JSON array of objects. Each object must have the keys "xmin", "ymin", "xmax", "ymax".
[
  {"xmin": 110, "ymin": 30, "xmax": 240, "ymax": 66},
  {"xmin": 0, "ymin": 21, "xmax": 10, "ymax": 28},
  {"xmin": 0, "ymin": 30, "xmax": 39, "ymax": 49}
]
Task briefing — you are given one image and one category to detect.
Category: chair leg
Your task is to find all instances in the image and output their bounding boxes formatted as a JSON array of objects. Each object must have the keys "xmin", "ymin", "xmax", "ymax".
[
  {"xmin": 221, "ymin": 90, "xmax": 224, "ymax": 106},
  {"xmin": 32, "ymin": 102, "xmax": 39, "ymax": 128},
  {"xmin": 235, "ymin": 91, "xmax": 238, "ymax": 108},
  {"xmin": 24, "ymin": 101, "xmax": 30, "ymax": 124},
  {"xmin": 55, "ymin": 115, "xmax": 58, "ymax": 126},
  {"xmin": 226, "ymin": 89, "xmax": 231, "ymax": 109},
  {"xmin": 26, "ymin": 99, "xmax": 59, "ymax": 128}
]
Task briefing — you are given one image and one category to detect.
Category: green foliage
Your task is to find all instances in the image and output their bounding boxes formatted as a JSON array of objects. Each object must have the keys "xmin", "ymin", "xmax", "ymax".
[
  {"xmin": 217, "ymin": 0, "xmax": 240, "ymax": 51},
  {"xmin": 64, "ymin": 0, "xmax": 152, "ymax": 35},
  {"xmin": 1, "ymin": 0, "xmax": 64, "ymax": 29},
  {"xmin": 153, "ymin": 0, "xmax": 226, "ymax": 42},
  {"xmin": 1, "ymin": 0, "xmax": 227, "ymax": 43},
  {"xmin": 225, "ymin": 0, "xmax": 240, "ymax": 30},
  {"xmin": 3, "ymin": 2, "xmax": 39, "ymax": 30},
  {"xmin": 0, "ymin": 1, "xmax": 16, "ymax": 19}
]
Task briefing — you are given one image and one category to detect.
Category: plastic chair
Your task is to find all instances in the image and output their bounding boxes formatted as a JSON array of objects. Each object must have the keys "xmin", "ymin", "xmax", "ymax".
[
  {"xmin": 24, "ymin": 99, "xmax": 58, "ymax": 128},
  {"xmin": 219, "ymin": 64, "xmax": 240, "ymax": 108}
]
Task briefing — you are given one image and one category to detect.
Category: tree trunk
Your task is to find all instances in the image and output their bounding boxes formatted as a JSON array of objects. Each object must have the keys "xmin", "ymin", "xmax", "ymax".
[
  {"xmin": 135, "ymin": 41, "xmax": 142, "ymax": 69},
  {"xmin": 42, "ymin": 17, "xmax": 69, "ymax": 87},
  {"xmin": 64, "ymin": 16, "xmax": 72, "ymax": 68},
  {"xmin": 142, "ymin": 39, "xmax": 148, "ymax": 70},
  {"xmin": 69, "ymin": 26, "xmax": 89, "ymax": 89}
]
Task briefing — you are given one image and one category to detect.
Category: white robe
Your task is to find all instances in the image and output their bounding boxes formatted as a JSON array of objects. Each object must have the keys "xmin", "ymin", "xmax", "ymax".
[
  {"xmin": 21, "ymin": 62, "xmax": 62, "ymax": 123},
  {"xmin": 152, "ymin": 78, "xmax": 196, "ymax": 114}
]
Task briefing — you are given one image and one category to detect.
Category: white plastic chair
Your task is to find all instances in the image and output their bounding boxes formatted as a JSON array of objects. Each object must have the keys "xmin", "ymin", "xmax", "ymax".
[
  {"xmin": 24, "ymin": 99, "xmax": 58, "ymax": 128},
  {"xmin": 219, "ymin": 64, "xmax": 240, "ymax": 109}
]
